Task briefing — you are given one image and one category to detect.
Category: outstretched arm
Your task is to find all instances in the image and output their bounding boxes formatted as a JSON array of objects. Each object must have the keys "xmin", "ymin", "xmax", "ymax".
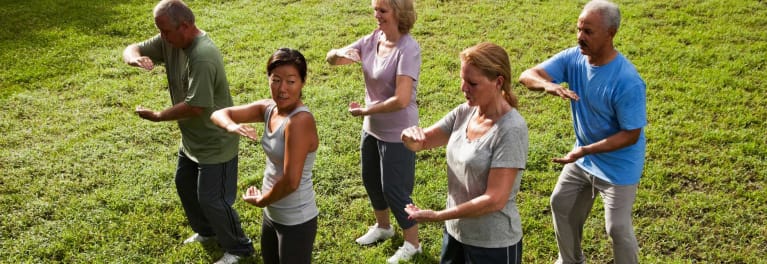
[
  {"xmin": 211, "ymin": 99, "xmax": 271, "ymax": 140},
  {"xmin": 349, "ymin": 75, "xmax": 414, "ymax": 117},
  {"xmin": 406, "ymin": 168, "xmax": 519, "ymax": 222},
  {"xmin": 553, "ymin": 128, "xmax": 642, "ymax": 164},
  {"xmin": 401, "ymin": 124, "xmax": 450, "ymax": 152},
  {"xmin": 135, "ymin": 102, "xmax": 203, "ymax": 122},
  {"xmin": 518, "ymin": 67, "xmax": 579, "ymax": 100},
  {"xmin": 123, "ymin": 44, "xmax": 155, "ymax": 71},
  {"xmin": 326, "ymin": 47, "xmax": 361, "ymax": 65}
]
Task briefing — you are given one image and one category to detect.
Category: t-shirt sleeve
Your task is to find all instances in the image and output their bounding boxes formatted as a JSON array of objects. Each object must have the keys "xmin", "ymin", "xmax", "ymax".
[
  {"xmin": 539, "ymin": 47, "xmax": 576, "ymax": 84},
  {"xmin": 491, "ymin": 116, "xmax": 528, "ymax": 170},
  {"xmin": 397, "ymin": 38, "xmax": 421, "ymax": 81},
  {"xmin": 615, "ymin": 79, "xmax": 647, "ymax": 131},
  {"xmin": 347, "ymin": 32, "xmax": 373, "ymax": 58},
  {"xmin": 185, "ymin": 60, "xmax": 216, "ymax": 108},
  {"xmin": 137, "ymin": 34, "xmax": 165, "ymax": 64},
  {"xmin": 436, "ymin": 104, "xmax": 467, "ymax": 135}
]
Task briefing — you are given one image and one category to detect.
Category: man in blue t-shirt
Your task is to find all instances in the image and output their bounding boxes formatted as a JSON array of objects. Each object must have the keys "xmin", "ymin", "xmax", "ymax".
[{"xmin": 518, "ymin": 0, "xmax": 646, "ymax": 263}]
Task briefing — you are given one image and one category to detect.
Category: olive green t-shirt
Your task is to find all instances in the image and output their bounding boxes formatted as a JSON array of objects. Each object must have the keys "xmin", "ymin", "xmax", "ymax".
[{"xmin": 138, "ymin": 33, "xmax": 238, "ymax": 164}]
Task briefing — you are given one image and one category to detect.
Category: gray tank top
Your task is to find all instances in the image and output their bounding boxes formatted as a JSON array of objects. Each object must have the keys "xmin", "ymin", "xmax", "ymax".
[{"xmin": 261, "ymin": 104, "xmax": 319, "ymax": 225}]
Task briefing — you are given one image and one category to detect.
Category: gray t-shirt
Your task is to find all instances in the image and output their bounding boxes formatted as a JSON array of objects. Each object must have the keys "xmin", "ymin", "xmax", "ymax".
[
  {"xmin": 437, "ymin": 103, "xmax": 528, "ymax": 248},
  {"xmin": 261, "ymin": 104, "xmax": 319, "ymax": 226}
]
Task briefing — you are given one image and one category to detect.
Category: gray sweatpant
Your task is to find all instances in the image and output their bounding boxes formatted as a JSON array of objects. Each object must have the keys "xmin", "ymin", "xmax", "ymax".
[{"xmin": 551, "ymin": 163, "xmax": 638, "ymax": 264}]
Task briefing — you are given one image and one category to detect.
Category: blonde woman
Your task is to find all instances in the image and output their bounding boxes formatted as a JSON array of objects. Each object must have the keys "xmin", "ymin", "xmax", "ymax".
[
  {"xmin": 326, "ymin": 0, "xmax": 421, "ymax": 263},
  {"xmin": 402, "ymin": 43, "xmax": 528, "ymax": 264}
]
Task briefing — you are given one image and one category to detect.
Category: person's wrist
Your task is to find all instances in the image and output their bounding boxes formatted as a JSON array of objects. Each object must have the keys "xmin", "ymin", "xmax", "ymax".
[{"xmin": 580, "ymin": 146, "xmax": 590, "ymax": 155}]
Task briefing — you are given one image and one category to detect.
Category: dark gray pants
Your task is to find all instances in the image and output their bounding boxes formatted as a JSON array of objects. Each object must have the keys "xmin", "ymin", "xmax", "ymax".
[
  {"xmin": 261, "ymin": 213, "xmax": 318, "ymax": 264},
  {"xmin": 360, "ymin": 131, "xmax": 417, "ymax": 229},
  {"xmin": 440, "ymin": 229, "xmax": 522, "ymax": 264},
  {"xmin": 175, "ymin": 150, "xmax": 254, "ymax": 256}
]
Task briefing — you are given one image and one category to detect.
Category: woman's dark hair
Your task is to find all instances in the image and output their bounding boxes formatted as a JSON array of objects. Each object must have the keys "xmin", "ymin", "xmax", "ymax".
[{"xmin": 266, "ymin": 48, "xmax": 308, "ymax": 82}]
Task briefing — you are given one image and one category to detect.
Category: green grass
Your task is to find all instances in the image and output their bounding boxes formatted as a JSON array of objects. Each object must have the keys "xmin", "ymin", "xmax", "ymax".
[{"xmin": 1, "ymin": 0, "xmax": 765, "ymax": 263}]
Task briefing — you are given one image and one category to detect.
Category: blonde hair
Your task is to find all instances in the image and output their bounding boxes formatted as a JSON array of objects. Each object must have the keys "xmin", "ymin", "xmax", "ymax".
[
  {"xmin": 374, "ymin": 0, "xmax": 417, "ymax": 34},
  {"xmin": 460, "ymin": 42, "xmax": 518, "ymax": 108}
]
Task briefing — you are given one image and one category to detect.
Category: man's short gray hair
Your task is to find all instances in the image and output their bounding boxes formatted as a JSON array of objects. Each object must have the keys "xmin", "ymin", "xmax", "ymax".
[
  {"xmin": 154, "ymin": 0, "xmax": 195, "ymax": 28},
  {"xmin": 582, "ymin": 0, "xmax": 621, "ymax": 32}
]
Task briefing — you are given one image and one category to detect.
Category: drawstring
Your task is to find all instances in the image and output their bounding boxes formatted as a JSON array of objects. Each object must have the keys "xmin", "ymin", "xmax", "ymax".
[{"xmin": 590, "ymin": 174, "xmax": 596, "ymax": 199}]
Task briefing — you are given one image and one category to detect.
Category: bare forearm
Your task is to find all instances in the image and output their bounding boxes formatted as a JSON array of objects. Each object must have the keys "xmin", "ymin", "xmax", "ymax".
[
  {"xmin": 581, "ymin": 129, "xmax": 641, "ymax": 154},
  {"xmin": 365, "ymin": 76, "xmax": 413, "ymax": 115},
  {"xmin": 123, "ymin": 45, "xmax": 141, "ymax": 65},
  {"xmin": 518, "ymin": 69, "xmax": 552, "ymax": 91},
  {"xmin": 123, "ymin": 44, "xmax": 155, "ymax": 70},
  {"xmin": 157, "ymin": 102, "xmax": 204, "ymax": 121},
  {"xmin": 326, "ymin": 48, "xmax": 357, "ymax": 65},
  {"xmin": 434, "ymin": 195, "xmax": 504, "ymax": 221},
  {"xmin": 519, "ymin": 67, "xmax": 579, "ymax": 100},
  {"xmin": 402, "ymin": 126, "xmax": 448, "ymax": 152},
  {"xmin": 365, "ymin": 96, "xmax": 409, "ymax": 115},
  {"xmin": 258, "ymin": 180, "xmax": 298, "ymax": 206},
  {"xmin": 555, "ymin": 129, "xmax": 641, "ymax": 164},
  {"xmin": 211, "ymin": 109, "xmax": 235, "ymax": 129}
]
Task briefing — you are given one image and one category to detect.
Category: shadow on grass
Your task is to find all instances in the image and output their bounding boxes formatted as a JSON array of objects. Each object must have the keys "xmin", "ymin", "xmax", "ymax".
[{"xmin": 0, "ymin": 0, "xmax": 152, "ymax": 97}]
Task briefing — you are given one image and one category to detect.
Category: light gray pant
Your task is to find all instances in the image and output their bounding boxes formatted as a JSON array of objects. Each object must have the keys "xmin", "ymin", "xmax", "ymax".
[{"xmin": 551, "ymin": 163, "xmax": 638, "ymax": 264}]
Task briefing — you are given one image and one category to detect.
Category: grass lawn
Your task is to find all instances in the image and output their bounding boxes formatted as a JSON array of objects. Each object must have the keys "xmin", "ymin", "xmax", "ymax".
[{"xmin": 1, "ymin": 0, "xmax": 765, "ymax": 263}]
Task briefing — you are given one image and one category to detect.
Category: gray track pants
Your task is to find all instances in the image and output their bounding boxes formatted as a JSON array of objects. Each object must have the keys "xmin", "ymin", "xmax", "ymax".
[{"xmin": 551, "ymin": 163, "xmax": 638, "ymax": 264}]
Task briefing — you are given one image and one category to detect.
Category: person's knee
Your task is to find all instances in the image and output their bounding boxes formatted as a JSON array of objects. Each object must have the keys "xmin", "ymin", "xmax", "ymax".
[
  {"xmin": 606, "ymin": 221, "xmax": 634, "ymax": 241},
  {"xmin": 382, "ymin": 190, "xmax": 412, "ymax": 212},
  {"xmin": 550, "ymin": 191, "xmax": 569, "ymax": 213}
]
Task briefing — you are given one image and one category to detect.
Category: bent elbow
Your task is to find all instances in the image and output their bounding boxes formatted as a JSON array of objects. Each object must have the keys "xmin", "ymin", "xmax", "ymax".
[
  {"xmin": 210, "ymin": 109, "xmax": 224, "ymax": 120},
  {"xmin": 394, "ymin": 97, "xmax": 411, "ymax": 110},
  {"xmin": 625, "ymin": 129, "xmax": 643, "ymax": 146},
  {"xmin": 287, "ymin": 183, "xmax": 300, "ymax": 194},
  {"xmin": 285, "ymin": 177, "xmax": 301, "ymax": 193},
  {"xmin": 488, "ymin": 197, "xmax": 508, "ymax": 212},
  {"xmin": 518, "ymin": 70, "xmax": 534, "ymax": 88},
  {"xmin": 325, "ymin": 50, "xmax": 338, "ymax": 65},
  {"xmin": 517, "ymin": 73, "xmax": 527, "ymax": 85},
  {"xmin": 492, "ymin": 201, "xmax": 507, "ymax": 212}
]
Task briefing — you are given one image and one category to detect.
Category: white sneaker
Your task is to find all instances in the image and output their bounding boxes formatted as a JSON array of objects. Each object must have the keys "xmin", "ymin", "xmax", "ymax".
[
  {"xmin": 214, "ymin": 252, "xmax": 241, "ymax": 264},
  {"xmin": 355, "ymin": 223, "xmax": 395, "ymax": 245},
  {"xmin": 182, "ymin": 233, "xmax": 214, "ymax": 244},
  {"xmin": 387, "ymin": 241, "xmax": 421, "ymax": 264}
]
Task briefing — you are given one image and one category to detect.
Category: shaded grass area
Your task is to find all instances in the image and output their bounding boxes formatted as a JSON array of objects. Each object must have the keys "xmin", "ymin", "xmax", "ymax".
[{"xmin": 1, "ymin": 0, "xmax": 765, "ymax": 263}]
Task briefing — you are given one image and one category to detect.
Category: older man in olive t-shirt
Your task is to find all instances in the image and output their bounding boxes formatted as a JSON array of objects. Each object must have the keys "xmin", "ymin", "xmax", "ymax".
[{"xmin": 122, "ymin": 0, "xmax": 253, "ymax": 262}]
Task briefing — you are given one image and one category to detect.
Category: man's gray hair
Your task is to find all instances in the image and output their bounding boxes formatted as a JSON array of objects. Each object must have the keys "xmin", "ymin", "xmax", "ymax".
[
  {"xmin": 154, "ymin": 0, "xmax": 195, "ymax": 28},
  {"xmin": 582, "ymin": 0, "xmax": 621, "ymax": 31}
]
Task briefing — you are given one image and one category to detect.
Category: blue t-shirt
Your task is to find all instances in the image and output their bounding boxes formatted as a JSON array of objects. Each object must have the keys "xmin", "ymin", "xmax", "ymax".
[{"xmin": 540, "ymin": 47, "xmax": 646, "ymax": 185}]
